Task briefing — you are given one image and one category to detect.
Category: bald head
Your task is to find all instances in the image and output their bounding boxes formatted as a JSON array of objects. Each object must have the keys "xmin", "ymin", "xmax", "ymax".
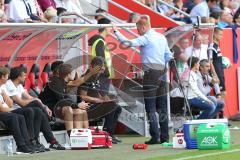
[{"xmin": 136, "ymin": 15, "xmax": 151, "ymax": 35}]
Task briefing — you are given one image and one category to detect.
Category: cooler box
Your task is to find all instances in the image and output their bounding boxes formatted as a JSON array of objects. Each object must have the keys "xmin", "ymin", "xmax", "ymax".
[
  {"xmin": 183, "ymin": 119, "xmax": 228, "ymax": 149},
  {"xmin": 197, "ymin": 123, "xmax": 230, "ymax": 150},
  {"xmin": 91, "ymin": 129, "xmax": 112, "ymax": 148},
  {"xmin": 70, "ymin": 129, "xmax": 92, "ymax": 149}
]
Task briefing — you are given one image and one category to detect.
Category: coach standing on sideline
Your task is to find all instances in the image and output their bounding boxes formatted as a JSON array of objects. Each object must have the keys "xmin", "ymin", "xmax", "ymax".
[{"xmin": 113, "ymin": 15, "xmax": 173, "ymax": 144}]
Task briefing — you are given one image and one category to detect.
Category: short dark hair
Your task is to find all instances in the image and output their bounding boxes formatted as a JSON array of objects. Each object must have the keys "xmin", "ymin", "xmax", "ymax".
[
  {"xmin": 206, "ymin": 0, "xmax": 219, "ymax": 3},
  {"xmin": 187, "ymin": 57, "xmax": 199, "ymax": 69},
  {"xmin": 210, "ymin": 12, "xmax": 220, "ymax": 20},
  {"xmin": 0, "ymin": 66, "xmax": 10, "ymax": 78},
  {"xmin": 51, "ymin": 61, "xmax": 64, "ymax": 72},
  {"xmin": 233, "ymin": 7, "xmax": 240, "ymax": 23},
  {"xmin": 56, "ymin": 7, "xmax": 67, "ymax": 16},
  {"xmin": 97, "ymin": 18, "xmax": 111, "ymax": 33},
  {"xmin": 200, "ymin": 59, "xmax": 210, "ymax": 67},
  {"xmin": 58, "ymin": 63, "xmax": 72, "ymax": 78},
  {"xmin": 90, "ymin": 57, "xmax": 104, "ymax": 67},
  {"xmin": 9, "ymin": 66, "xmax": 25, "ymax": 80},
  {"xmin": 96, "ymin": 8, "xmax": 106, "ymax": 14}
]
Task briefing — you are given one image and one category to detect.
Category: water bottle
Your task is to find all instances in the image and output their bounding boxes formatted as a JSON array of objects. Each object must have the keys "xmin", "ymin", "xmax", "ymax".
[
  {"xmin": 5, "ymin": 139, "xmax": 13, "ymax": 156},
  {"xmin": 132, "ymin": 144, "xmax": 148, "ymax": 150}
]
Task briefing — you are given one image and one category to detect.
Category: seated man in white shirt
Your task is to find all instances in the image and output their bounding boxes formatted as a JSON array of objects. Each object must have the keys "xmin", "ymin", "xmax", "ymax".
[
  {"xmin": 5, "ymin": 66, "xmax": 65, "ymax": 150},
  {"xmin": 197, "ymin": 59, "xmax": 225, "ymax": 118},
  {"xmin": 0, "ymin": 66, "xmax": 34, "ymax": 154}
]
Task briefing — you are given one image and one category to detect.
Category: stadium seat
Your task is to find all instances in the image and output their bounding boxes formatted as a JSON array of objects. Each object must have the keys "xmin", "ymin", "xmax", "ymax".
[
  {"xmin": 41, "ymin": 63, "xmax": 51, "ymax": 87},
  {"xmin": 27, "ymin": 64, "xmax": 43, "ymax": 97}
]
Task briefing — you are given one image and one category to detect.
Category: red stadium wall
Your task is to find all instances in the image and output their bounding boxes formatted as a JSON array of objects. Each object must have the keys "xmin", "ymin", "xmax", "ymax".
[
  {"xmin": 108, "ymin": 0, "xmax": 179, "ymax": 28},
  {"xmin": 219, "ymin": 29, "xmax": 240, "ymax": 117}
]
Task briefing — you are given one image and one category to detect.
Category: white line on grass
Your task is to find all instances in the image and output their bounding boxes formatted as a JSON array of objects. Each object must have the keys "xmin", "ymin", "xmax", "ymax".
[{"xmin": 175, "ymin": 149, "xmax": 240, "ymax": 160}]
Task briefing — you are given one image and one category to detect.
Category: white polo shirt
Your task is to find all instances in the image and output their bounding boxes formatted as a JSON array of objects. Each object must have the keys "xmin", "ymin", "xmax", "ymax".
[
  {"xmin": 0, "ymin": 85, "xmax": 9, "ymax": 108},
  {"xmin": 5, "ymin": 80, "xmax": 25, "ymax": 109},
  {"xmin": 184, "ymin": 44, "xmax": 208, "ymax": 60}
]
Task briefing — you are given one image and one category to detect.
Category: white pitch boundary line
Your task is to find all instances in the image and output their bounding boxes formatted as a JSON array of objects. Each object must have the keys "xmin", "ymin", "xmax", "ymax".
[{"xmin": 175, "ymin": 149, "xmax": 240, "ymax": 160}]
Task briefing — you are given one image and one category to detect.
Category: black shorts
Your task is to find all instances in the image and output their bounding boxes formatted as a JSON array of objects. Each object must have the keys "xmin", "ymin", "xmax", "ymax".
[
  {"xmin": 87, "ymin": 101, "xmax": 119, "ymax": 121},
  {"xmin": 53, "ymin": 99, "xmax": 77, "ymax": 119}
]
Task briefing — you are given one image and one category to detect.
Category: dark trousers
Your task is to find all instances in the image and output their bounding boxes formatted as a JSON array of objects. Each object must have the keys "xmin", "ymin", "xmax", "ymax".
[
  {"xmin": 104, "ymin": 105, "xmax": 122, "ymax": 135},
  {"xmin": 87, "ymin": 101, "xmax": 122, "ymax": 135},
  {"xmin": 143, "ymin": 69, "xmax": 169, "ymax": 142},
  {"xmin": 188, "ymin": 97, "xmax": 216, "ymax": 119},
  {"xmin": 0, "ymin": 112, "xmax": 29, "ymax": 147},
  {"xmin": 25, "ymin": 100, "xmax": 55, "ymax": 143}
]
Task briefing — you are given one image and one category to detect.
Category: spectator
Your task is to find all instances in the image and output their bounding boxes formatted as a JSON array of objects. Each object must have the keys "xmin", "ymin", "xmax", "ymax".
[
  {"xmin": 0, "ymin": 9, "xmax": 7, "ymax": 22},
  {"xmin": 7, "ymin": 0, "xmax": 32, "ymax": 22},
  {"xmin": 190, "ymin": 0, "xmax": 219, "ymax": 24},
  {"xmin": 210, "ymin": 12, "xmax": 221, "ymax": 24},
  {"xmin": 128, "ymin": 12, "xmax": 140, "ymax": 23},
  {"xmin": 37, "ymin": 0, "xmax": 56, "ymax": 12},
  {"xmin": 183, "ymin": 0, "xmax": 195, "ymax": 14},
  {"xmin": 56, "ymin": 7, "xmax": 73, "ymax": 23},
  {"xmin": 201, "ymin": 16, "xmax": 210, "ymax": 23},
  {"xmin": 179, "ymin": 37, "xmax": 190, "ymax": 51},
  {"xmin": 7, "ymin": 0, "xmax": 45, "ymax": 22},
  {"xmin": 233, "ymin": 7, "xmax": 240, "ymax": 27},
  {"xmin": 202, "ymin": 34, "xmax": 209, "ymax": 45},
  {"xmin": 55, "ymin": 0, "xmax": 83, "ymax": 16},
  {"xmin": 44, "ymin": 7, "xmax": 57, "ymax": 22},
  {"xmin": 218, "ymin": 11, "xmax": 233, "ymax": 28},
  {"xmin": 184, "ymin": 32, "xmax": 208, "ymax": 60},
  {"xmin": 95, "ymin": 8, "xmax": 107, "ymax": 22},
  {"xmin": 0, "ymin": 0, "xmax": 4, "ymax": 10},
  {"xmin": 219, "ymin": 0, "xmax": 232, "ymax": 14},
  {"xmin": 181, "ymin": 57, "xmax": 218, "ymax": 119}
]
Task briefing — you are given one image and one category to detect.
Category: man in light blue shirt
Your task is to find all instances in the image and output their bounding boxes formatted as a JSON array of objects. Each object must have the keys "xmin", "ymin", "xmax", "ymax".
[{"xmin": 113, "ymin": 15, "xmax": 173, "ymax": 144}]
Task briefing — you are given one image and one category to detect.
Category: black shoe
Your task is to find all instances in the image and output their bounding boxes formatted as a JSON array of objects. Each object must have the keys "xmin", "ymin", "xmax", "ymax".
[
  {"xmin": 111, "ymin": 135, "xmax": 122, "ymax": 143},
  {"xmin": 144, "ymin": 139, "xmax": 161, "ymax": 145},
  {"xmin": 112, "ymin": 138, "xmax": 119, "ymax": 144},
  {"xmin": 29, "ymin": 140, "xmax": 45, "ymax": 153},
  {"xmin": 16, "ymin": 145, "xmax": 34, "ymax": 154},
  {"xmin": 49, "ymin": 142, "xmax": 65, "ymax": 150}
]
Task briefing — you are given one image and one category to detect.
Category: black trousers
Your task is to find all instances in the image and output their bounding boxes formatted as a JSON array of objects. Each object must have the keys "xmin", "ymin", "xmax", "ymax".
[
  {"xmin": 87, "ymin": 101, "xmax": 122, "ymax": 135},
  {"xmin": 11, "ymin": 107, "xmax": 36, "ymax": 140},
  {"xmin": 25, "ymin": 100, "xmax": 55, "ymax": 143},
  {"xmin": 0, "ymin": 112, "xmax": 29, "ymax": 147}
]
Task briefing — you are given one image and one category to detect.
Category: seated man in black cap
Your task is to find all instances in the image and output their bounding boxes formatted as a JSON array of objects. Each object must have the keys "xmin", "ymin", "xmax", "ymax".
[{"xmin": 78, "ymin": 57, "xmax": 122, "ymax": 144}]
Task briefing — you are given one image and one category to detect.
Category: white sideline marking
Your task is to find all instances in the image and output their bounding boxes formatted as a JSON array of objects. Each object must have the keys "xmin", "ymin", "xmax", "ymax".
[{"xmin": 175, "ymin": 149, "xmax": 240, "ymax": 160}]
